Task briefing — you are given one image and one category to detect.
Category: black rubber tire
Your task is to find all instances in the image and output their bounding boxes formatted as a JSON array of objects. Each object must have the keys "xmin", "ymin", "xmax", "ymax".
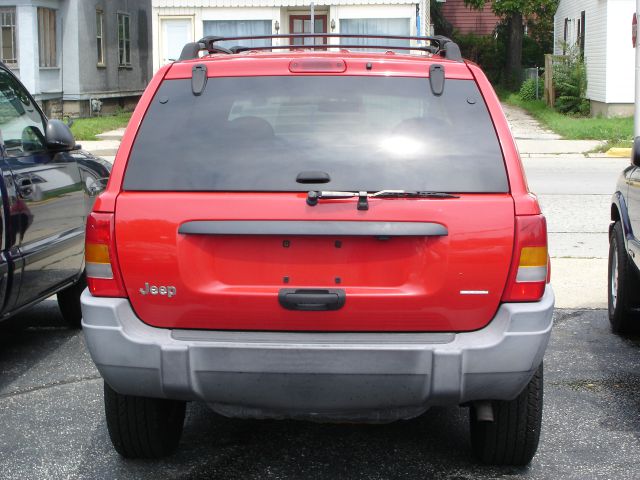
[
  {"xmin": 57, "ymin": 273, "xmax": 87, "ymax": 329},
  {"xmin": 608, "ymin": 221, "xmax": 640, "ymax": 334},
  {"xmin": 104, "ymin": 381, "xmax": 186, "ymax": 459},
  {"xmin": 470, "ymin": 364, "xmax": 543, "ymax": 466}
]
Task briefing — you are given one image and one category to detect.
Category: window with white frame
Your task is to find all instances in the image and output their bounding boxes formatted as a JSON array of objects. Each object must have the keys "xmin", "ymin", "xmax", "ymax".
[
  {"xmin": 203, "ymin": 20, "xmax": 272, "ymax": 49},
  {"xmin": 38, "ymin": 8, "xmax": 57, "ymax": 67},
  {"xmin": 339, "ymin": 18, "xmax": 411, "ymax": 49},
  {"xmin": 118, "ymin": 13, "xmax": 131, "ymax": 66},
  {"xmin": 0, "ymin": 8, "xmax": 16, "ymax": 67},
  {"xmin": 97, "ymin": 9, "xmax": 105, "ymax": 65}
]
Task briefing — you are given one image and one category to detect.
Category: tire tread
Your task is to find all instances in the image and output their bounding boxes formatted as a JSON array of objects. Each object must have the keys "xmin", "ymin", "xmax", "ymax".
[
  {"xmin": 104, "ymin": 382, "xmax": 186, "ymax": 458},
  {"xmin": 608, "ymin": 222, "xmax": 640, "ymax": 333},
  {"xmin": 470, "ymin": 364, "xmax": 543, "ymax": 466}
]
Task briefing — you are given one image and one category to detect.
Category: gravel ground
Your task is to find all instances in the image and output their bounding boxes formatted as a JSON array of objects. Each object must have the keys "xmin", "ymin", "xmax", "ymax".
[{"xmin": 1, "ymin": 302, "xmax": 639, "ymax": 479}]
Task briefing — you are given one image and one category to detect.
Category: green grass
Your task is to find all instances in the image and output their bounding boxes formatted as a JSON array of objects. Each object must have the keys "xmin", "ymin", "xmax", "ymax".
[
  {"xmin": 70, "ymin": 112, "xmax": 132, "ymax": 141},
  {"xmin": 503, "ymin": 93, "xmax": 634, "ymax": 150}
]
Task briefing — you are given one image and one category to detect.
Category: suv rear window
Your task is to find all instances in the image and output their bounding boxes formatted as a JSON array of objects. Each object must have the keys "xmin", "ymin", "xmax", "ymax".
[{"xmin": 124, "ymin": 76, "xmax": 508, "ymax": 193}]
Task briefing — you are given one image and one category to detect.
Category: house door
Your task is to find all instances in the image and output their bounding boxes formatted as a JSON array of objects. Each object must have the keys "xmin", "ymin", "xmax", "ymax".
[
  {"xmin": 289, "ymin": 15, "xmax": 327, "ymax": 45},
  {"xmin": 160, "ymin": 18, "xmax": 193, "ymax": 64}
]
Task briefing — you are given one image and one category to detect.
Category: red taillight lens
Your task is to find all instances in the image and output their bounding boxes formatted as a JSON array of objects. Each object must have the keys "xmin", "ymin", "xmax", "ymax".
[
  {"xmin": 502, "ymin": 215, "xmax": 549, "ymax": 302},
  {"xmin": 85, "ymin": 212, "xmax": 126, "ymax": 297}
]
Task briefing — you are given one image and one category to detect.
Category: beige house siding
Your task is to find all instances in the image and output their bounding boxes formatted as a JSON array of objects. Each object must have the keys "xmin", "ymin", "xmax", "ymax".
[
  {"xmin": 152, "ymin": 0, "xmax": 429, "ymax": 72},
  {"xmin": 155, "ymin": 0, "xmax": 422, "ymax": 6}
]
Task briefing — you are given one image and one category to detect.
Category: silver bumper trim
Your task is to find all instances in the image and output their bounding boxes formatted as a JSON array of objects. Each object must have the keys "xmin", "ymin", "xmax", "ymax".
[{"xmin": 81, "ymin": 287, "xmax": 554, "ymax": 420}]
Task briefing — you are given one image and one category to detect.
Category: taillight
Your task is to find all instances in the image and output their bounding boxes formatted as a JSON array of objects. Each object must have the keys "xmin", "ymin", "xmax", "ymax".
[
  {"xmin": 289, "ymin": 58, "xmax": 347, "ymax": 73},
  {"xmin": 502, "ymin": 215, "xmax": 549, "ymax": 302},
  {"xmin": 85, "ymin": 212, "xmax": 127, "ymax": 297}
]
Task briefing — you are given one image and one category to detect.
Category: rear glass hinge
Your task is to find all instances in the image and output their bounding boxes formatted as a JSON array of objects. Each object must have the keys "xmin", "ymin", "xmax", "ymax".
[
  {"xmin": 192, "ymin": 64, "xmax": 208, "ymax": 96},
  {"xmin": 429, "ymin": 64, "xmax": 445, "ymax": 96}
]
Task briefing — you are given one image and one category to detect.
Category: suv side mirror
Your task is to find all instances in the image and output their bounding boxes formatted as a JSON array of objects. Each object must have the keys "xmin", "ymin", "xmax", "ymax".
[
  {"xmin": 633, "ymin": 137, "xmax": 640, "ymax": 167},
  {"xmin": 45, "ymin": 119, "xmax": 76, "ymax": 152}
]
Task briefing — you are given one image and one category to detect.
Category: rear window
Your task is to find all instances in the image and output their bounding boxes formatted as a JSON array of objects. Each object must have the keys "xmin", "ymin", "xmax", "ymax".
[{"xmin": 124, "ymin": 75, "xmax": 508, "ymax": 193}]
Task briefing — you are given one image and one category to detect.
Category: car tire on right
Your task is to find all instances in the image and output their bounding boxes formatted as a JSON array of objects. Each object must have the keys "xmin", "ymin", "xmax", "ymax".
[{"xmin": 608, "ymin": 221, "xmax": 639, "ymax": 334}]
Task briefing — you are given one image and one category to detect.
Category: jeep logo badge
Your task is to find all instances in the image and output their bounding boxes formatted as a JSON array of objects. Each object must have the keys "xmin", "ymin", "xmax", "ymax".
[{"xmin": 139, "ymin": 282, "xmax": 176, "ymax": 298}]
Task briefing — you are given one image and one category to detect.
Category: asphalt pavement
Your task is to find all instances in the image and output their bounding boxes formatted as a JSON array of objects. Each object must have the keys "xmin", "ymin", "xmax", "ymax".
[{"xmin": 1, "ymin": 302, "xmax": 639, "ymax": 479}]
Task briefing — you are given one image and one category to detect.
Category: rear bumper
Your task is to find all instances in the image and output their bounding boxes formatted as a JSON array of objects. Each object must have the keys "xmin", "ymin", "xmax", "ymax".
[{"xmin": 81, "ymin": 287, "xmax": 554, "ymax": 421}]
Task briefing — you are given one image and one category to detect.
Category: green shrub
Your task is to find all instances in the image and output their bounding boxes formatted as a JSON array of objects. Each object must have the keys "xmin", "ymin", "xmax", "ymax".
[
  {"xmin": 454, "ymin": 32, "xmax": 504, "ymax": 84},
  {"xmin": 553, "ymin": 47, "xmax": 589, "ymax": 115},
  {"xmin": 518, "ymin": 78, "xmax": 542, "ymax": 101}
]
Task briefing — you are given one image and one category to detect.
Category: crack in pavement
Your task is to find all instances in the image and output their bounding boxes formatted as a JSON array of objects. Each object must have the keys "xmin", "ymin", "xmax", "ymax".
[{"xmin": 0, "ymin": 374, "xmax": 102, "ymax": 400}]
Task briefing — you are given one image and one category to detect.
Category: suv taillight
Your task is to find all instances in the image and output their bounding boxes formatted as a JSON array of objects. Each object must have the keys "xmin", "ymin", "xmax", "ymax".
[
  {"xmin": 85, "ymin": 212, "xmax": 126, "ymax": 297},
  {"xmin": 502, "ymin": 215, "xmax": 549, "ymax": 302}
]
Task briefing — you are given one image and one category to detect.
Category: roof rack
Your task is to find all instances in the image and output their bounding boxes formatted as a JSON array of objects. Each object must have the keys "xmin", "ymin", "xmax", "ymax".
[{"xmin": 178, "ymin": 34, "xmax": 463, "ymax": 63}]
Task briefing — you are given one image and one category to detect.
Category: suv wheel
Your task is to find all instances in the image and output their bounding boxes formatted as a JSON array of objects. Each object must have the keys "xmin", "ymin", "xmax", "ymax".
[
  {"xmin": 608, "ymin": 221, "xmax": 639, "ymax": 333},
  {"xmin": 57, "ymin": 272, "xmax": 86, "ymax": 329},
  {"xmin": 104, "ymin": 382, "xmax": 186, "ymax": 458},
  {"xmin": 469, "ymin": 364, "xmax": 543, "ymax": 466}
]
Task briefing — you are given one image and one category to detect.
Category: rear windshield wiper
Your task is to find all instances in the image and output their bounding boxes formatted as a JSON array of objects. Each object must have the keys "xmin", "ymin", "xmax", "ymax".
[
  {"xmin": 306, "ymin": 190, "xmax": 460, "ymax": 210},
  {"xmin": 371, "ymin": 190, "xmax": 460, "ymax": 199}
]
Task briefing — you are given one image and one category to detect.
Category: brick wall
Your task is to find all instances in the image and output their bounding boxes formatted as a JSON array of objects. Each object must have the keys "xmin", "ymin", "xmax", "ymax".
[{"xmin": 440, "ymin": 0, "xmax": 500, "ymax": 36}]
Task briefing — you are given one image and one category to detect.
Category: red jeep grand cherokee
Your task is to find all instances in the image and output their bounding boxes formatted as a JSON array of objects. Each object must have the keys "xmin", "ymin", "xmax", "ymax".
[{"xmin": 81, "ymin": 34, "xmax": 554, "ymax": 465}]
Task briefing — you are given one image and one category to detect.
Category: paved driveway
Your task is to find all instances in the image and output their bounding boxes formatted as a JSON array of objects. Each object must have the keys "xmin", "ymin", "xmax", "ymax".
[{"xmin": 1, "ymin": 304, "xmax": 639, "ymax": 479}]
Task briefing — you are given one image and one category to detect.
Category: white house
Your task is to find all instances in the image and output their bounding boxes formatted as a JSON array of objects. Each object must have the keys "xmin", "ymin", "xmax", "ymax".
[
  {"xmin": 152, "ymin": 0, "xmax": 430, "ymax": 72},
  {"xmin": 554, "ymin": 0, "xmax": 636, "ymax": 117},
  {"xmin": 0, "ymin": 0, "xmax": 153, "ymax": 118}
]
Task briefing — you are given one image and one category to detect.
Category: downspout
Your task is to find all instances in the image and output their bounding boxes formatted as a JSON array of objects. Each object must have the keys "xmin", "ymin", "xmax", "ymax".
[
  {"xmin": 425, "ymin": 0, "xmax": 430, "ymax": 36},
  {"xmin": 310, "ymin": 2, "xmax": 314, "ymax": 34},
  {"xmin": 60, "ymin": 12, "xmax": 64, "ymax": 120}
]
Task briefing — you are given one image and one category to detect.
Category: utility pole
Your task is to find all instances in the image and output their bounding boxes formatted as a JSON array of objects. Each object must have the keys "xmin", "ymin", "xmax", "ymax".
[{"xmin": 636, "ymin": 0, "xmax": 640, "ymax": 137}]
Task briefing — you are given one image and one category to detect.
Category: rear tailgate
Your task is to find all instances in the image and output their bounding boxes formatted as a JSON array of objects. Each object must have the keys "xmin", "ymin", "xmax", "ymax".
[
  {"xmin": 114, "ymin": 70, "xmax": 515, "ymax": 332},
  {"xmin": 115, "ymin": 193, "xmax": 514, "ymax": 331}
]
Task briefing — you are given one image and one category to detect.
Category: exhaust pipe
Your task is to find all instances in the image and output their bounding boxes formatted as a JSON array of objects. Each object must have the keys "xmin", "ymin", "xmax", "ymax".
[{"xmin": 474, "ymin": 401, "xmax": 494, "ymax": 422}]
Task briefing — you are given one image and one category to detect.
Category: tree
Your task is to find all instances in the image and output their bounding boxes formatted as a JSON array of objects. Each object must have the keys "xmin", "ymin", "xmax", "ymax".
[{"xmin": 464, "ymin": 0, "xmax": 559, "ymax": 85}]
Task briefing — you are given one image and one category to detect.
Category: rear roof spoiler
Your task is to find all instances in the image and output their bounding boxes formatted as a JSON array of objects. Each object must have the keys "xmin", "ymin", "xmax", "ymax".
[{"xmin": 178, "ymin": 34, "xmax": 463, "ymax": 63}]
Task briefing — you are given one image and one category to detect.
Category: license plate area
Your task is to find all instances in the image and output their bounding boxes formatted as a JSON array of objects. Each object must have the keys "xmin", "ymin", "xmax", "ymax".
[{"xmin": 179, "ymin": 235, "xmax": 438, "ymax": 288}]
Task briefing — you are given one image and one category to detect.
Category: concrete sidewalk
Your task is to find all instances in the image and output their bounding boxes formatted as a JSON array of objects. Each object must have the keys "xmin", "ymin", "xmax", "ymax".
[
  {"xmin": 80, "ymin": 127, "xmax": 124, "ymax": 162},
  {"xmin": 83, "ymin": 107, "xmax": 607, "ymax": 160},
  {"xmin": 502, "ymin": 104, "xmax": 605, "ymax": 155}
]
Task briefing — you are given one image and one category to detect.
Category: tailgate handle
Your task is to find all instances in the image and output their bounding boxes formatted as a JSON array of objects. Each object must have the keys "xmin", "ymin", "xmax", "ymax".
[{"xmin": 279, "ymin": 289, "xmax": 346, "ymax": 311}]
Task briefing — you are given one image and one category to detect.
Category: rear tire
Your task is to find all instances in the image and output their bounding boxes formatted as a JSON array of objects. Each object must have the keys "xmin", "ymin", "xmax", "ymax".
[
  {"xmin": 104, "ymin": 381, "xmax": 186, "ymax": 459},
  {"xmin": 470, "ymin": 364, "xmax": 543, "ymax": 466},
  {"xmin": 608, "ymin": 221, "xmax": 640, "ymax": 334},
  {"xmin": 57, "ymin": 273, "xmax": 86, "ymax": 329}
]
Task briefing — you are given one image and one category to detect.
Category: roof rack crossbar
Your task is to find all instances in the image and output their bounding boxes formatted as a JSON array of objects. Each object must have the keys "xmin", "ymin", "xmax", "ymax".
[
  {"xmin": 178, "ymin": 34, "xmax": 463, "ymax": 62},
  {"xmin": 226, "ymin": 44, "xmax": 438, "ymax": 54}
]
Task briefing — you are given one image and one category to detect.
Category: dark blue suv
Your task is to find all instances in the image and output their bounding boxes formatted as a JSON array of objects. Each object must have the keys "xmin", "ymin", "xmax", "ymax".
[{"xmin": 610, "ymin": 137, "xmax": 640, "ymax": 332}]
